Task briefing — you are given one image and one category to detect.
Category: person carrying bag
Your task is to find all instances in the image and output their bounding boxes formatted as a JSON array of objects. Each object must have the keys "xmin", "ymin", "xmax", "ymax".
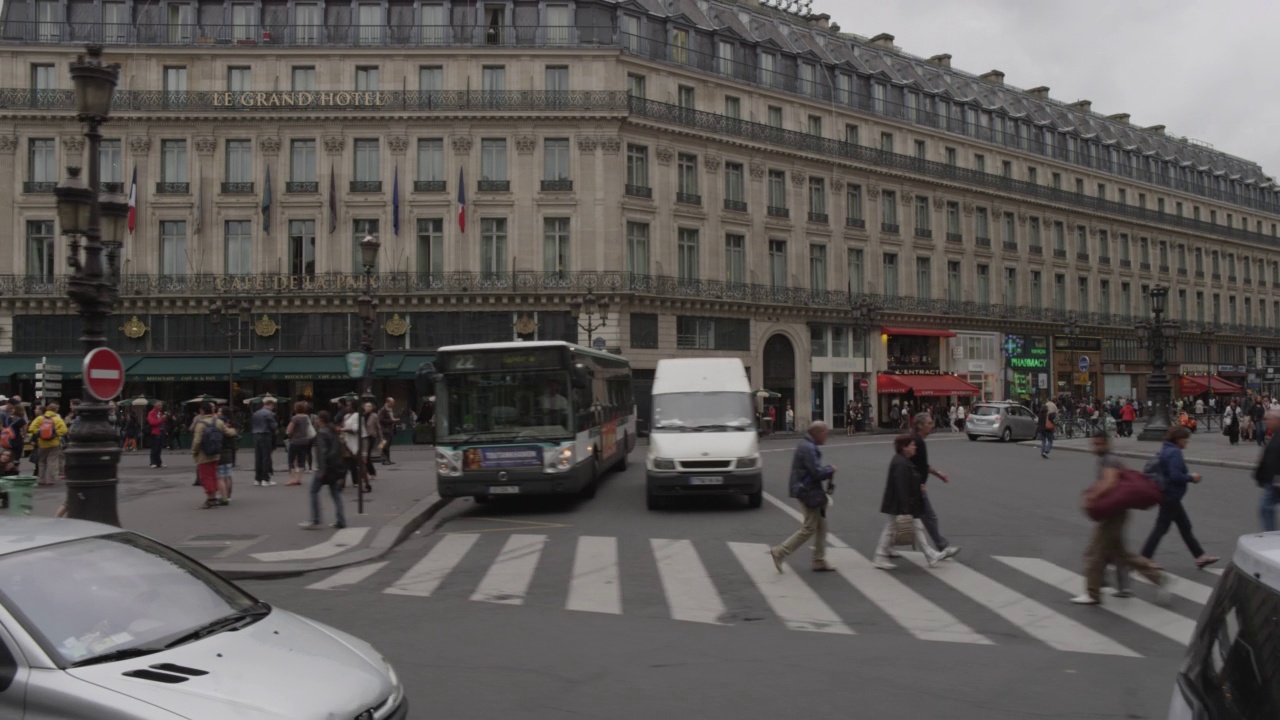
[{"xmin": 769, "ymin": 421, "xmax": 837, "ymax": 573}]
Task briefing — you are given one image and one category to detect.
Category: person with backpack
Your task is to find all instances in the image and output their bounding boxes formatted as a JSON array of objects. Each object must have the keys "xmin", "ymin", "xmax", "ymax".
[
  {"xmin": 1138, "ymin": 425, "xmax": 1218, "ymax": 569},
  {"xmin": 27, "ymin": 401, "xmax": 68, "ymax": 486},
  {"xmin": 300, "ymin": 410, "xmax": 347, "ymax": 529},
  {"xmin": 1, "ymin": 402, "xmax": 27, "ymax": 462},
  {"xmin": 216, "ymin": 406, "xmax": 239, "ymax": 504},
  {"xmin": 769, "ymin": 421, "xmax": 836, "ymax": 573},
  {"xmin": 191, "ymin": 401, "xmax": 236, "ymax": 509}
]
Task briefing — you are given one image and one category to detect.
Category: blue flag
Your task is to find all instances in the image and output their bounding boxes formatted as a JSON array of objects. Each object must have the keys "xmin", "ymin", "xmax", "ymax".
[
  {"xmin": 392, "ymin": 165, "xmax": 400, "ymax": 237},
  {"xmin": 261, "ymin": 165, "xmax": 272, "ymax": 232}
]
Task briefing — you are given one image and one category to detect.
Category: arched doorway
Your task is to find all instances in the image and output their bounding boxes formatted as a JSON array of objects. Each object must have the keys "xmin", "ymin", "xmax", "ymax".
[{"xmin": 763, "ymin": 333, "xmax": 796, "ymax": 431}]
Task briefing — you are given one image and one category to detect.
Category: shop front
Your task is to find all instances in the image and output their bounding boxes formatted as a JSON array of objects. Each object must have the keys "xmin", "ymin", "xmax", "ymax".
[
  {"xmin": 1101, "ymin": 365, "xmax": 1143, "ymax": 401},
  {"xmin": 947, "ymin": 332, "xmax": 1000, "ymax": 402},
  {"xmin": 1003, "ymin": 335, "xmax": 1051, "ymax": 403},
  {"xmin": 877, "ymin": 326, "xmax": 960, "ymax": 425},
  {"xmin": 810, "ymin": 324, "xmax": 871, "ymax": 428},
  {"xmin": 1179, "ymin": 372, "xmax": 1244, "ymax": 400},
  {"xmin": 1052, "ymin": 335, "xmax": 1102, "ymax": 401}
]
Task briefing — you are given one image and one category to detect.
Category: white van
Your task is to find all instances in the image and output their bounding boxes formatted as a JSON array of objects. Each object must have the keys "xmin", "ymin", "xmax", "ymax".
[
  {"xmin": 1168, "ymin": 531, "xmax": 1280, "ymax": 719},
  {"xmin": 645, "ymin": 358, "xmax": 762, "ymax": 510}
]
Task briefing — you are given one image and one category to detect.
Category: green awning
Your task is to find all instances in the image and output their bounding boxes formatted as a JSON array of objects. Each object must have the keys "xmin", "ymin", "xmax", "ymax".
[
  {"xmin": 372, "ymin": 353, "xmax": 405, "ymax": 378},
  {"xmin": 395, "ymin": 354, "xmax": 436, "ymax": 379},
  {"xmin": 234, "ymin": 354, "xmax": 272, "ymax": 379},
  {"xmin": 128, "ymin": 356, "xmax": 233, "ymax": 382},
  {"xmin": 260, "ymin": 355, "xmax": 351, "ymax": 380}
]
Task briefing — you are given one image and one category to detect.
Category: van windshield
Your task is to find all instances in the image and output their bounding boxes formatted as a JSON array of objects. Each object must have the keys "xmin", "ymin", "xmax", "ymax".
[
  {"xmin": 1179, "ymin": 566, "xmax": 1280, "ymax": 719},
  {"xmin": 652, "ymin": 392, "xmax": 755, "ymax": 432}
]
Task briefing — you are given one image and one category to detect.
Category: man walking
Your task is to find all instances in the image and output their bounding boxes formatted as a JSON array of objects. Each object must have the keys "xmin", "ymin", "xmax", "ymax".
[
  {"xmin": 147, "ymin": 401, "xmax": 167, "ymax": 468},
  {"xmin": 770, "ymin": 421, "xmax": 836, "ymax": 573},
  {"xmin": 300, "ymin": 411, "xmax": 347, "ymax": 529},
  {"xmin": 1119, "ymin": 400, "xmax": 1136, "ymax": 438},
  {"xmin": 378, "ymin": 397, "xmax": 399, "ymax": 465},
  {"xmin": 1254, "ymin": 409, "xmax": 1280, "ymax": 532},
  {"xmin": 27, "ymin": 401, "xmax": 68, "ymax": 486},
  {"xmin": 252, "ymin": 399, "xmax": 279, "ymax": 486},
  {"xmin": 911, "ymin": 413, "xmax": 961, "ymax": 559},
  {"xmin": 1038, "ymin": 399, "xmax": 1058, "ymax": 458}
]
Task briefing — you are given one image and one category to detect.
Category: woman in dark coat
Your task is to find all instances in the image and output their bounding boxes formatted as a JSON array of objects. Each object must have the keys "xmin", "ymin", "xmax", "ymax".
[{"xmin": 872, "ymin": 434, "xmax": 944, "ymax": 570}]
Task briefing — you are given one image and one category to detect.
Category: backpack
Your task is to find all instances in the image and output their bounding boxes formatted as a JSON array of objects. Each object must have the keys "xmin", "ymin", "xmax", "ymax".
[
  {"xmin": 198, "ymin": 419, "xmax": 224, "ymax": 456},
  {"xmin": 0, "ymin": 421, "xmax": 17, "ymax": 450},
  {"xmin": 38, "ymin": 416, "xmax": 57, "ymax": 441}
]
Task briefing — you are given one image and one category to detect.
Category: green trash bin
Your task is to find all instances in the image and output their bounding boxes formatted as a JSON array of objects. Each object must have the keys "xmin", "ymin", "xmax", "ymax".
[{"xmin": 1, "ymin": 476, "xmax": 37, "ymax": 516}]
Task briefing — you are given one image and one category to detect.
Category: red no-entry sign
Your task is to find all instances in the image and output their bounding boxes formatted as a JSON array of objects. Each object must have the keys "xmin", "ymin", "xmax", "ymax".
[{"xmin": 83, "ymin": 347, "xmax": 126, "ymax": 401}]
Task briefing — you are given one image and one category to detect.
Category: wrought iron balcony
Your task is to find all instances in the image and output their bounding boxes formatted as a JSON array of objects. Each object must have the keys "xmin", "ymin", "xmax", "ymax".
[
  {"xmin": 100, "ymin": 182, "xmax": 123, "ymax": 193},
  {"xmin": 414, "ymin": 180, "xmax": 446, "ymax": 193},
  {"xmin": 881, "ymin": 222, "xmax": 900, "ymax": 234},
  {"xmin": 976, "ymin": 237, "xmax": 992, "ymax": 248},
  {"xmin": 1141, "ymin": 262, "xmax": 1152, "ymax": 271},
  {"xmin": 1161, "ymin": 265, "xmax": 1171, "ymax": 274},
  {"xmin": 156, "ymin": 182, "xmax": 189, "ymax": 194},
  {"xmin": 478, "ymin": 180, "xmax": 510, "ymax": 192},
  {"xmin": 221, "ymin": 182, "xmax": 254, "ymax": 194},
  {"xmin": 1228, "ymin": 275, "xmax": 1238, "ymax": 283},
  {"xmin": 350, "ymin": 180, "xmax": 382, "ymax": 193},
  {"xmin": 625, "ymin": 184, "xmax": 652, "ymax": 199},
  {"xmin": 1244, "ymin": 277, "xmax": 1252, "ymax": 286},
  {"xmin": 1077, "ymin": 252, "xmax": 1090, "ymax": 262},
  {"xmin": 541, "ymin": 180, "xmax": 573, "ymax": 192},
  {"xmin": 1195, "ymin": 269, "xmax": 1204, "ymax": 278},
  {"xmin": 1029, "ymin": 245, "xmax": 1043, "ymax": 255},
  {"xmin": 22, "ymin": 181, "xmax": 55, "ymax": 193},
  {"xmin": 845, "ymin": 217, "xmax": 865, "ymax": 230},
  {"xmin": 1121, "ymin": 259, "xmax": 1133, "ymax": 268},
  {"xmin": 1053, "ymin": 249, "xmax": 1068, "ymax": 258},
  {"xmin": 1099, "ymin": 256, "xmax": 1111, "ymax": 265},
  {"xmin": 724, "ymin": 199, "xmax": 748, "ymax": 212},
  {"xmin": 676, "ymin": 192, "xmax": 701, "ymax": 205},
  {"xmin": 947, "ymin": 232, "xmax": 963, "ymax": 243},
  {"xmin": 916, "ymin": 229, "xmax": 934, "ymax": 240},
  {"xmin": 286, "ymin": 181, "xmax": 319, "ymax": 193},
  {"xmin": 808, "ymin": 211, "xmax": 828, "ymax": 224},
  {"xmin": 767, "ymin": 206, "xmax": 790, "ymax": 218}
]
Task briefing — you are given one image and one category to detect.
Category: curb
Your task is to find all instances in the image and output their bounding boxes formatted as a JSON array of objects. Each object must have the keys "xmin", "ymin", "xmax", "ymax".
[
  {"xmin": 1014, "ymin": 440, "xmax": 1256, "ymax": 470},
  {"xmin": 209, "ymin": 492, "xmax": 455, "ymax": 580}
]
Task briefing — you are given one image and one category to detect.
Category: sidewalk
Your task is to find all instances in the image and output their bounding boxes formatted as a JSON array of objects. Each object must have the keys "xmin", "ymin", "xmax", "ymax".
[
  {"xmin": 28, "ymin": 445, "xmax": 449, "ymax": 578},
  {"xmin": 1017, "ymin": 422, "xmax": 1266, "ymax": 470}
]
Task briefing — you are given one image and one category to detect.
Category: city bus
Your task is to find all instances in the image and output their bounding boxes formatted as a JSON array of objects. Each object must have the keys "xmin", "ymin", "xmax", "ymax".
[{"xmin": 424, "ymin": 341, "xmax": 635, "ymax": 501}]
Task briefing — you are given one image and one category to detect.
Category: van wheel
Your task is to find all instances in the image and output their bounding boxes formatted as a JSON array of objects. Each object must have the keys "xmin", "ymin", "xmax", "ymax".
[
  {"xmin": 967, "ymin": 434, "xmax": 978, "ymax": 441},
  {"xmin": 746, "ymin": 490, "xmax": 763, "ymax": 509},
  {"xmin": 1001, "ymin": 427, "xmax": 1013, "ymax": 443}
]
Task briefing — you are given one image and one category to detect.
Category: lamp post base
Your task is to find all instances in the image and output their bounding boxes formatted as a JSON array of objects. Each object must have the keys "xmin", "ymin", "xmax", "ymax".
[
  {"xmin": 64, "ymin": 401, "xmax": 122, "ymax": 526},
  {"xmin": 1138, "ymin": 375, "xmax": 1174, "ymax": 442}
]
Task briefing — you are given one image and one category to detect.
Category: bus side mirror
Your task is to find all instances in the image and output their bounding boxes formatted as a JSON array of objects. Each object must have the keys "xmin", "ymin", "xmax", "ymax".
[{"xmin": 571, "ymin": 363, "xmax": 591, "ymax": 389}]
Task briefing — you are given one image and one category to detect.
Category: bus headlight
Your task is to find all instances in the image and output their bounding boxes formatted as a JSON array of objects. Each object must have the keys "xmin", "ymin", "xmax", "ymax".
[
  {"xmin": 544, "ymin": 444, "xmax": 574, "ymax": 473},
  {"xmin": 436, "ymin": 450, "xmax": 462, "ymax": 477},
  {"xmin": 736, "ymin": 455, "xmax": 759, "ymax": 469},
  {"xmin": 652, "ymin": 457, "xmax": 676, "ymax": 470}
]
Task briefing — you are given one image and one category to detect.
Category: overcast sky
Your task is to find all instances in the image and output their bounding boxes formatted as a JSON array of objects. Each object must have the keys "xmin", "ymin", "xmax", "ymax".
[{"xmin": 807, "ymin": 0, "xmax": 1279, "ymax": 179}]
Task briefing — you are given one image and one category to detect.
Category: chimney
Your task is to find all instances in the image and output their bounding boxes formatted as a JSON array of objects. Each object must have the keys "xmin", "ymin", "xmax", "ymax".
[
  {"xmin": 869, "ymin": 33, "xmax": 895, "ymax": 49},
  {"xmin": 1026, "ymin": 86, "xmax": 1050, "ymax": 99},
  {"xmin": 1107, "ymin": 113, "xmax": 1130, "ymax": 125},
  {"xmin": 809, "ymin": 13, "xmax": 830, "ymax": 30},
  {"xmin": 927, "ymin": 53, "xmax": 951, "ymax": 68},
  {"xmin": 1068, "ymin": 100, "xmax": 1092, "ymax": 113},
  {"xmin": 1146, "ymin": 125, "xmax": 1166, "ymax": 136},
  {"xmin": 978, "ymin": 69, "xmax": 1005, "ymax": 85}
]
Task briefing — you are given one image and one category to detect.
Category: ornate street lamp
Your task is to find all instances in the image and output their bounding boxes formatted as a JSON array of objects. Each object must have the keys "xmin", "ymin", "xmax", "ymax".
[
  {"xmin": 851, "ymin": 299, "xmax": 879, "ymax": 374},
  {"xmin": 1137, "ymin": 286, "xmax": 1178, "ymax": 441},
  {"xmin": 209, "ymin": 300, "xmax": 253, "ymax": 409},
  {"xmin": 1202, "ymin": 325, "xmax": 1218, "ymax": 401},
  {"xmin": 54, "ymin": 45, "xmax": 122, "ymax": 526},
  {"xmin": 1062, "ymin": 314, "xmax": 1080, "ymax": 400},
  {"xmin": 357, "ymin": 234, "xmax": 381, "ymax": 401},
  {"xmin": 570, "ymin": 291, "xmax": 610, "ymax": 345}
]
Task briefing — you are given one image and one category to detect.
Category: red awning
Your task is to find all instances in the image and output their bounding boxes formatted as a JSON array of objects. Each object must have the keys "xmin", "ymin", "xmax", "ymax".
[
  {"xmin": 877, "ymin": 374, "xmax": 982, "ymax": 397},
  {"xmin": 880, "ymin": 326, "xmax": 956, "ymax": 338},
  {"xmin": 1178, "ymin": 375, "xmax": 1243, "ymax": 396}
]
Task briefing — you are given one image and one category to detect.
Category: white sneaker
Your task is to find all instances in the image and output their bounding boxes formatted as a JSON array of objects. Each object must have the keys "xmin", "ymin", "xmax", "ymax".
[
  {"xmin": 926, "ymin": 553, "xmax": 940, "ymax": 568},
  {"xmin": 939, "ymin": 546, "xmax": 961, "ymax": 560},
  {"xmin": 254, "ymin": 481, "xmax": 263, "ymax": 487},
  {"xmin": 885, "ymin": 551, "xmax": 902, "ymax": 558},
  {"xmin": 872, "ymin": 557, "xmax": 897, "ymax": 570},
  {"xmin": 265, "ymin": 480, "xmax": 277, "ymax": 486},
  {"xmin": 1113, "ymin": 589, "xmax": 1133, "ymax": 598},
  {"xmin": 1069, "ymin": 595, "xmax": 1100, "ymax": 605}
]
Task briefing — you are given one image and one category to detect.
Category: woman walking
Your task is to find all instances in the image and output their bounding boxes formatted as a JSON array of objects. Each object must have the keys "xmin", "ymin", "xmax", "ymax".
[
  {"xmin": 1140, "ymin": 426, "xmax": 1219, "ymax": 568},
  {"xmin": 284, "ymin": 401, "xmax": 314, "ymax": 486},
  {"xmin": 1223, "ymin": 398, "xmax": 1241, "ymax": 445},
  {"xmin": 1072, "ymin": 431, "xmax": 1166, "ymax": 605},
  {"xmin": 872, "ymin": 434, "xmax": 944, "ymax": 570}
]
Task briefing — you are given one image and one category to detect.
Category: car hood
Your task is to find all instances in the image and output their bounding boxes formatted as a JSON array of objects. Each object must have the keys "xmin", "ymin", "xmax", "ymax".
[
  {"xmin": 68, "ymin": 608, "xmax": 394, "ymax": 720},
  {"xmin": 649, "ymin": 430, "xmax": 757, "ymax": 460}
]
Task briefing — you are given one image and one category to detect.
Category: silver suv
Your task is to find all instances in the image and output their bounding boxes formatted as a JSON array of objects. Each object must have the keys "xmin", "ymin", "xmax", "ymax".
[{"xmin": 965, "ymin": 401, "xmax": 1038, "ymax": 442}]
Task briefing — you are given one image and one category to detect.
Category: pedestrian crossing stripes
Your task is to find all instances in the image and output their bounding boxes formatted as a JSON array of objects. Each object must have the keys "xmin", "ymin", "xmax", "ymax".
[{"xmin": 311, "ymin": 532, "xmax": 1222, "ymax": 658}]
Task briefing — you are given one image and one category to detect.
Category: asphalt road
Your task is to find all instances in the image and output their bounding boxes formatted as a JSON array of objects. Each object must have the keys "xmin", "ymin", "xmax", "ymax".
[{"xmin": 240, "ymin": 431, "xmax": 1261, "ymax": 719}]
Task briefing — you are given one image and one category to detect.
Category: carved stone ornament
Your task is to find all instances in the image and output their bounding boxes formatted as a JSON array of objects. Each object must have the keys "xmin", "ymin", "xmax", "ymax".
[
  {"xmin": 902, "ymin": 191, "xmax": 915, "ymax": 206},
  {"xmin": 750, "ymin": 160, "xmax": 766, "ymax": 179},
  {"xmin": 704, "ymin": 155, "xmax": 722, "ymax": 173},
  {"xmin": 866, "ymin": 183, "xmax": 881, "ymax": 198},
  {"xmin": 932, "ymin": 196, "xmax": 946, "ymax": 210},
  {"xmin": 992, "ymin": 205, "xmax": 1004, "ymax": 218},
  {"xmin": 599, "ymin": 136, "xmax": 621, "ymax": 154},
  {"xmin": 0, "ymin": 135, "xmax": 17, "ymax": 153},
  {"xmin": 962, "ymin": 200, "xmax": 975, "ymax": 216},
  {"xmin": 194, "ymin": 137, "xmax": 217, "ymax": 154},
  {"xmin": 61, "ymin": 135, "xmax": 86, "ymax": 154},
  {"xmin": 832, "ymin": 177, "xmax": 844, "ymax": 192},
  {"xmin": 128, "ymin": 136, "xmax": 152, "ymax": 155},
  {"xmin": 382, "ymin": 313, "xmax": 410, "ymax": 337},
  {"xmin": 1017, "ymin": 209, "xmax": 1029, "ymax": 225},
  {"xmin": 120, "ymin": 315, "xmax": 148, "ymax": 339},
  {"xmin": 576, "ymin": 136, "xmax": 598, "ymax": 153},
  {"xmin": 514, "ymin": 135, "xmax": 537, "ymax": 154},
  {"xmin": 1088, "ymin": 224, "xmax": 1099, "ymax": 237},
  {"xmin": 656, "ymin": 146, "xmax": 674, "ymax": 165},
  {"xmin": 253, "ymin": 314, "xmax": 279, "ymax": 338},
  {"xmin": 322, "ymin": 136, "xmax": 346, "ymax": 155},
  {"xmin": 450, "ymin": 135, "xmax": 473, "ymax": 155},
  {"xmin": 259, "ymin": 137, "xmax": 281, "ymax": 155},
  {"xmin": 791, "ymin": 170, "xmax": 808, "ymax": 187},
  {"xmin": 513, "ymin": 314, "xmax": 538, "ymax": 335},
  {"xmin": 387, "ymin": 136, "xmax": 409, "ymax": 155}
]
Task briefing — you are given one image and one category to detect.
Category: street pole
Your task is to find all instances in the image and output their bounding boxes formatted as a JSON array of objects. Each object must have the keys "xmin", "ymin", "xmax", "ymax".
[
  {"xmin": 55, "ymin": 46, "xmax": 124, "ymax": 526},
  {"xmin": 355, "ymin": 234, "xmax": 381, "ymax": 516},
  {"xmin": 1138, "ymin": 286, "xmax": 1177, "ymax": 441},
  {"xmin": 569, "ymin": 292, "xmax": 610, "ymax": 346}
]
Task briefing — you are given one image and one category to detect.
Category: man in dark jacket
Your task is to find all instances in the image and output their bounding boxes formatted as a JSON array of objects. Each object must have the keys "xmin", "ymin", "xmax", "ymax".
[
  {"xmin": 770, "ymin": 421, "xmax": 836, "ymax": 573},
  {"xmin": 1256, "ymin": 409, "xmax": 1280, "ymax": 532},
  {"xmin": 300, "ymin": 411, "xmax": 346, "ymax": 530},
  {"xmin": 911, "ymin": 413, "xmax": 961, "ymax": 560},
  {"xmin": 252, "ymin": 399, "xmax": 279, "ymax": 486}
]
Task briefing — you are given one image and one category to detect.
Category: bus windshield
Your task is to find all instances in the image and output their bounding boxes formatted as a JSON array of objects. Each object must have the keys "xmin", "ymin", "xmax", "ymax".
[
  {"xmin": 438, "ymin": 369, "xmax": 574, "ymax": 442},
  {"xmin": 652, "ymin": 392, "xmax": 755, "ymax": 432}
]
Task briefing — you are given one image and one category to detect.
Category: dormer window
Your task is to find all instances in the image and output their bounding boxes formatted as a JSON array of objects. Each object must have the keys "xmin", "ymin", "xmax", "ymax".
[
  {"xmin": 715, "ymin": 40, "xmax": 734, "ymax": 76},
  {"xmin": 800, "ymin": 63, "xmax": 816, "ymax": 96},
  {"xmin": 759, "ymin": 51, "xmax": 776, "ymax": 86},
  {"xmin": 621, "ymin": 14, "xmax": 640, "ymax": 51},
  {"xmin": 671, "ymin": 28, "xmax": 689, "ymax": 64}
]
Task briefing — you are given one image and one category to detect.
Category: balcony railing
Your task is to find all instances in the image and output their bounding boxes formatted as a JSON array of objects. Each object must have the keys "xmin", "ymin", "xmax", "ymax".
[
  {"xmin": 808, "ymin": 211, "xmax": 828, "ymax": 224},
  {"xmin": 100, "ymin": 182, "xmax": 123, "ymax": 193},
  {"xmin": 724, "ymin": 199, "xmax": 748, "ymax": 212},
  {"xmin": 414, "ymin": 180, "xmax": 446, "ymax": 193},
  {"xmin": 881, "ymin": 222, "xmax": 900, "ymax": 234},
  {"xmin": 1141, "ymin": 262, "xmax": 1152, "ymax": 271},
  {"xmin": 625, "ymin": 184, "xmax": 652, "ymax": 199},
  {"xmin": 768, "ymin": 206, "xmax": 790, "ymax": 218},
  {"xmin": 976, "ymin": 237, "xmax": 992, "ymax": 248},
  {"xmin": 22, "ymin": 181, "xmax": 55, "ymax": 193},
  {"xmin": 947, "ymin": 232, "xmax": 963, "ymax": 243},
  {"xmin": 1099, "ymin": 256, "xmax": 1111, "ymax": 265},
  {"xmin": 1161, "ymin": 265, "xmax": 1172, "ymax": 274},
  {"xmin": 5, "ymin": 271, "xmax": 1272, "ymax": 338},
  {"xmin": 1029, "ymin": 245, "xmax": 1043, "ymax": 255},
  {"xmin": 350, "ymin": 180, "xmax": 382, "ymax": 193},
  {"xmin": 916, "ymin": 229, "xmax": 934, "ymax": 240},
  {"xmin": 846, "ymin": 217, "xmax": 865, "ymax": 230},
  {"xmin": 1121, "ymin": 259, "xmax": 1133, "ymax": 268},
  {"xmin": 1195, "ymin": 269, "xmax": 1204, "ymax": 277},
  {"xmin": 477, "ymin": 180, "xmax": 510, "ymax": 192},
  {"xmin": 1077, "ymin": 252, "xmax": 1090, "ymax": 262},
  {"xmin": 221, "ymin": 181, "xmax": 254, "ymax": 194},
  {"xmin": 287, "ymin": 181, "xmax": 319, "ymax": 193},
  {"xmin": 541, "ymin": 180, "xmax": 573, "ymax": 192},
  {"xmin": 156, "ymin": 182, "xmax": 189, "ymax": 194},
  {"xmin": 675, "ymin": 191, "xmax": 701, "ymax": 205},
  {"xmin": 1053, "ymin": 249, "xmax": 1068, "ymax": 258},
  {"xmin": 1228, "ymin": 275, "xmax": 1238, "ymax": 283},
  {"xmin": 1002, "ymin": 240, "xmax": 1018, "ymax": 251}
]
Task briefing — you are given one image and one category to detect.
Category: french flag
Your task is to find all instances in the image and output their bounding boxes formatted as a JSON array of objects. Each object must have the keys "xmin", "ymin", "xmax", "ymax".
[
  {"xmin": 127, "ymin": 167, "xmax": 137, "ymax": 233},
  {"xmin": 457, "ymin": 167, "xmax": 466, "ymax": 233}
]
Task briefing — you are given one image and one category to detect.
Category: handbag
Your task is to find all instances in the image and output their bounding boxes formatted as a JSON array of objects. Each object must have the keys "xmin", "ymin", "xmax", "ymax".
[
  {"xmin": 891, "ymin": 515, "xmax": 915, "ymax": 546},
  {"xmin": 1084, "ymin": 468, "xmax": 1164, "ymax": 521},
  {"xmin": 304, "ymin": 417, "xmax": 317, "ymax": 440},
  {"xmin": 1045, "ymin": 418, "xmax": 1055, "ymax": 431}
]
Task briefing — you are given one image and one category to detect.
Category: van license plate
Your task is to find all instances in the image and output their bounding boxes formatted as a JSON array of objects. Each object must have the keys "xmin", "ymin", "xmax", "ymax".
[
  {"xmin": 689, "ymin": 477, "xmax": 723, "ymax": 485},
  {"xmin": 488, "ymin": 486, "xmax": 520, "ymax": 494}
]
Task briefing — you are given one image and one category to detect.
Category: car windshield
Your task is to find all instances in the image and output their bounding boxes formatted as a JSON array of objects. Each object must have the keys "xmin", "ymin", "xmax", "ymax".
[
  {"xmin": 1179, "ymin": 566, "xmax": 1280, "ymax": 719},
  {"xmin": 972, "ymin": 406, "xmax": 1002, "ymax": 416},
  {"xmin": 652, "ymin": 392, "xmax": 755, "ymax": 431},
  {"xmin": 0, "ymin": 533, "xmax": 259, "ymax": 668},
  {"xmin": 438, "ymin": 369, "xmax": 573, "ymax": 442}
]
